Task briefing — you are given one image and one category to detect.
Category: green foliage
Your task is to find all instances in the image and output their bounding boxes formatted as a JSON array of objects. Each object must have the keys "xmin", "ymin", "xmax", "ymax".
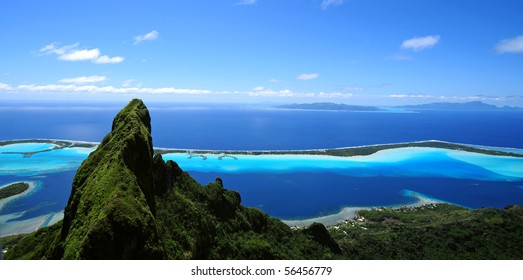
[
  {"xmin": 6, "ymin": 99, "xmax": 520, "ymax": 260},
  {"xmin": 0, "ymin": 182, "xmax": 29, "ymax": 199},
  {"xmin": 330, "ymin": 204, "xmax": 523, "ymax": 259},
  {"xmin": 3, "ymin": 99, "xmax": 338, "ymax": 260},
  {"xmin": 56, "ymin": 99, "xmax": 164, "ymax": 259},
  {"xmin": 155, "ymin": 171, "xmax": 336, "ymax": 259},
  {"xmin": 3, "ymin": 222, "xmax": 62, "ymax": 260}
]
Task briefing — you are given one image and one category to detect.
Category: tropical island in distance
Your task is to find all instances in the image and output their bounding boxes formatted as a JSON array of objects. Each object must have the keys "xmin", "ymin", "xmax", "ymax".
[
  {"xmin": 1, "ymin": 99, "xmax": 522, "ymax": 260},
  {"xmin": 276, "ymin": 101, "xmax": 523, "ymax": 112}
]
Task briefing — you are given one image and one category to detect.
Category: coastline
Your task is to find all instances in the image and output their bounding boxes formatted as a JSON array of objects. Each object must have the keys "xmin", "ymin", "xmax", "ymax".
[
  {"xmin": 0, "ymin": 211, "xmax": 64, "ymax": 237},
  {"xmin": 1, "ymin": 138, "xmax": 522, "ymax": 233},
  {"xmin": 282, "ymin": 190, "xmax": 447, "ymax": 227},
  {"xmin": 2, "ymin": 138, "xmax": 523, "ymax": 158},
  {"xmin": 0, "ymin": 181, "xmax": 38, "ymax": 211}
]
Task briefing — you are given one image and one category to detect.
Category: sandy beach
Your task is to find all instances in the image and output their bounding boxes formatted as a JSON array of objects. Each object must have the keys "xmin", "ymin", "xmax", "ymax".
[
  {"xmin": 0, "ymin": 211, "xmax": 63, "ymax": 237},
  {"xmin": 282, "ymin": 191, "xmax": 445, "ymax": 227},
  {"xmin": 0, "ymin": 181, "xmax": 38, "ymax": 211}
]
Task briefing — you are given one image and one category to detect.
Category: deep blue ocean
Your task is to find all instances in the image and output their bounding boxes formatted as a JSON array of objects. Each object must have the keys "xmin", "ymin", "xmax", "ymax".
[
  {"xmin": 2, "ymin": 102, "xmax": 523, "ymax": 149},
  {"xmin": 1, "ymin": 102, "xmax": 523, "ymax": 228}
]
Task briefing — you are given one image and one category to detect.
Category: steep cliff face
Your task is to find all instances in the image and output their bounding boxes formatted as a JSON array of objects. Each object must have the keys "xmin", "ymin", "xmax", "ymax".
[
  {"xmin": 5, "ymin": 99, "xmax": 339, "ymax": 260},
  {"xmin": 56, "ymin": 99, "xmax": 164, "ymax": 259}
]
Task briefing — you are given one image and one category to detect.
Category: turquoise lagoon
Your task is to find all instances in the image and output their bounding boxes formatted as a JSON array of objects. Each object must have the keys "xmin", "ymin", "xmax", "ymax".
[
  {"xmin": 1, "ymin": 141, "xmax": 523, "ymax": 236},
  {"xmin": 162, "ymin": 148, "xmax": 523, "ymax": 181},
  {"xmin": 0, "ymin": 143, "xmax": 94, "ymax": 236},
  {"xmin": 0, "ymin": 143, "xmax": 58, "ymax": 153}
]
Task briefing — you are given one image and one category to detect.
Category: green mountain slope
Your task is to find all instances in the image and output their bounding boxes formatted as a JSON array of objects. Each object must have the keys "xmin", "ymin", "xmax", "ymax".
[
  {"xmin": 3, "ymin": 99, "xmax": 522, "ymax": 260},
  {"xmin": 330, "ymin": 204, "xmax": 523, "ymax": 259},
  {"xmin": 3, "ymin": 99, "xmax": 337, "ymax": 260}
]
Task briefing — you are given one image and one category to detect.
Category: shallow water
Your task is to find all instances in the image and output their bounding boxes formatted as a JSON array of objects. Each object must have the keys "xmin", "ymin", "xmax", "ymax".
[
  {"xmin": 162, "ymin": 148, "xmax": 523, "ymax": 181},
  {"xmin": 161, "ymin": 148, "xmax": 523, "ymax": 219},
  {"xmin": 0, "ymin": 147, "xmax": 94, "ymax": 176},
  {"xmin": 1, "ymin": 142, "xmax": 523, "ymax": 236},
  {"xmin": 0, "ymin": 143, "xmax": 57, "ymax": 153}
]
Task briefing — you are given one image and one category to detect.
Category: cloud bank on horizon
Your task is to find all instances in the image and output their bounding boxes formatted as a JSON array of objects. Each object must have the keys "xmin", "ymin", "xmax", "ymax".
[{"xmin": 0, "ymin": 1, "xmax": 522, "ymax": 105}]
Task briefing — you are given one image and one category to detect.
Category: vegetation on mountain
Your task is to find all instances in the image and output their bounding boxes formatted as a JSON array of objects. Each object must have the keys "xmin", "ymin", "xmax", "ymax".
[
  {"xmin": 2, "ymin": 99, "xmax": 337, "ymax": 260},
  {"xmin": 330, "ymin": 204, "xmax": 523, "ymax": 259},
  {"xmin": 2, "ymin": 99, "xmax": 522, "ymax": 260}
]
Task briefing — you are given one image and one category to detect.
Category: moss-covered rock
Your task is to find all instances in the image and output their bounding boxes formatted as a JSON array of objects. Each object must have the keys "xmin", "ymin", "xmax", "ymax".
[
  {"xmin": 4, "ymin": 99, "xmax": 338, "ymax": 260},
  {"xmin": 55, "ymin": 99, "xmax": 164, "ymax": 259}
]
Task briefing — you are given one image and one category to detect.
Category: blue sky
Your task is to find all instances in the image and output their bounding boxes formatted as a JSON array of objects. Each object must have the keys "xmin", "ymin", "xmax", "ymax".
[{"xmin": 1, "ymin": 0, "xmax": 522, "ymax": 105}]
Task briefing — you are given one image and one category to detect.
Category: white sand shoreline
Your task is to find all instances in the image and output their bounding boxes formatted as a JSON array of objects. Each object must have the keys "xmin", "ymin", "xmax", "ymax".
[
  {"xmin": 2, "ymin": 138, "xmax": 523, "ymax": 156},
  {"xmin": 282, "ymin": 191, "xmax": 446, "ymax": 227},
  {"xmin": 0, "ymin": 211, "xmax": 64, "ymax": 237},
  {"xmin": 0, "ymin": 181, "xmax": 37, "ymax": 211}
]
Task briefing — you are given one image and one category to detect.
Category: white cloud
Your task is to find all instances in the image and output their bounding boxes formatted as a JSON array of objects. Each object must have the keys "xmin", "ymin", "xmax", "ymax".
[
  {"xmin": 495, "ymin": 35, "xmax": 523, "ymax": 54},
  {"xmin": 59, "ymin": 49, "xmax": 100, "ymax": 61},
  {"xmin": 122, "ymin": 79, "xmax": 134, "ymax": 87},
  {"xmin": 0, "ymin": 83, "xmax": 12, "ymax": 90},
  {"xmin": 269, "ymin": 78, "xmax": 280, "ymax": 83},
  {"xmin": 401, "ymin": 35, "xmax": 440, "ymax": 51},
  {"xmin": 236, "ymin": 0, "xmax": 257, "ymax": 5},
  {"xmin": 94, "ymin": 55, "xmax": 125, "ymax": 64},
  {"xmin": 10, "ymin": 84, "xmax": 211, "ymax": 95},
  {"xmin": 39, "ymin": 43, "xmax": 124, "ymax": 64},
  {"xmin": 296, "ymin": 73, "xmax": 319, "ymax": 80},
  {"xmin": 321, "ymin": 0, "xmax": 345, "ymax": 10},
  {"xmin": 59, "ymin": 75, "xmax": 107, "ymax": 84},
  {"xmin": 318, "ymin": 92, "xmax": 352, "ymax": 98},
  {"xmin": 388, "ymin": 94, "xmax": 433, "ymax": 99},
  {"xmin": 134, "ymin": 30, "xmax": 159, "ymax": 44},
  {"xmin": 248, "ymin": 89, "xmax": 295, "ymax": 97},
  {"xmin": 2, "ymin": 81, "xmax": 521, "ymax": 105},
  {"xmin": 39, "ymin": 43, "xmax": 78, "ymax": 56}
]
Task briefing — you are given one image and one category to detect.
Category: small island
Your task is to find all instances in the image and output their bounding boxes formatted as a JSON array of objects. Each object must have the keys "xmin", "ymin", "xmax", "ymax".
[
  {"xmin": 0, "ymin": 181, "xmax": 37, "ymax": 212},
  {"xmin": 0, "ymin": 182, "xmax": 29, "ymax": 200}
]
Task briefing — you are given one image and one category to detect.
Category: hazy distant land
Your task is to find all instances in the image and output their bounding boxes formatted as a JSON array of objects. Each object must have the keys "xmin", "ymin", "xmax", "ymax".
[{"xmin": 276, "ymin": 101, "xmax": 523, "ymax": 112}]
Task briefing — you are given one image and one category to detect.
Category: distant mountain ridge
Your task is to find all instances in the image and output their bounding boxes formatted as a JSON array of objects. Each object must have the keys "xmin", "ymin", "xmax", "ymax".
[
  {"xmin": 277, "ymin": 102, "xmax": 381, "ymax": 111},
  {"xmin": 398, "ymin": 101, "xmax": 522, "ymax": 111},
  {"xmin": 277, "ymin": 101, "xmax": 523, "ymax": 111}
]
